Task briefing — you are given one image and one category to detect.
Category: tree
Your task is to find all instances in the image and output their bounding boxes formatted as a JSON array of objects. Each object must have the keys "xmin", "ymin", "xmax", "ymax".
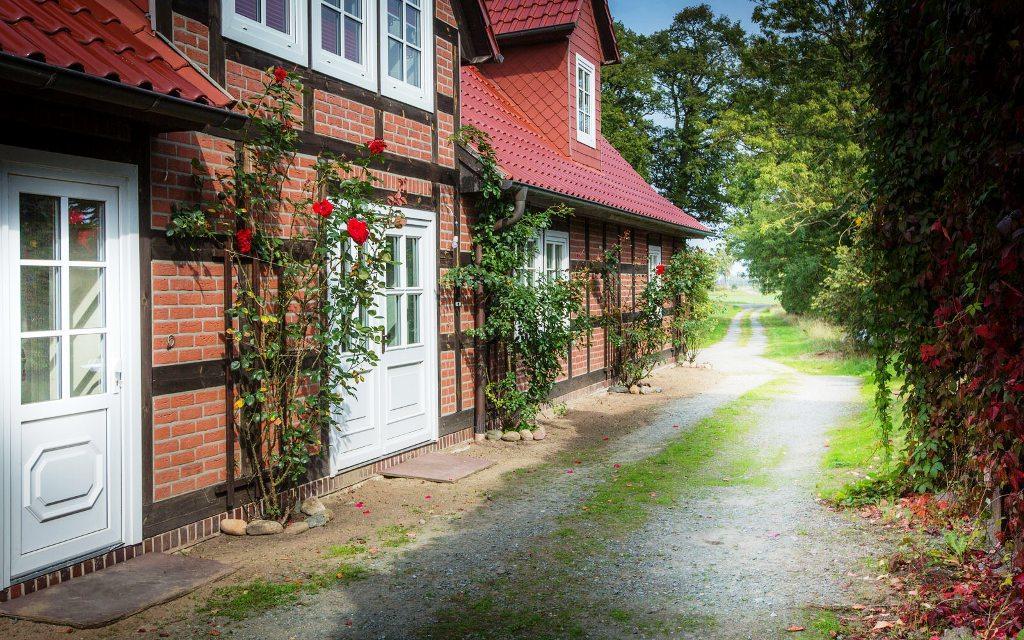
[
  {"xmin": 601, "ymin": 6, "xmax": 745, "ymax": 229},
  {"xmin": 725, "ymin": 0, "xmax": 872, "ymax": 315}
]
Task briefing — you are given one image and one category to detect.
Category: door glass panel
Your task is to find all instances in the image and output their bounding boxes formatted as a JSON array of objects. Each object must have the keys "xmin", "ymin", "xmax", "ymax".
[
  {"xmin": 21, "ymin": 337, "xmax": 60, "ymax": 403},
  {"xmin": 406, "ymin": 293, "xmax": 420, "ymax": 344},
  {"xmin": 385, "ymin": 236, "xmax": 399, "ymax": 287},
  {"xmin": 20, "ymin": 193, "xmax": 60, "ymax": 260},
  {"xmin": 70, "ymin": 267, "xmax": 105, "ymax": 330},
  {"xmin": 386, "ymin": 294, "xmax": 400, "ymax": 347},
  {"xmin": 405, "ymin": 237, "xmax": 419, "ymax": 287},
  {"xmin": 21, "ymin": 266, "xmax": 60, "ymax": 332},
  {"xmin": 68, "ymin": 198, "xmax": 105, "ymax": 262},
  {"xmin": 71, "ymin": 334, "xmax": 105, "ymax": 397}
]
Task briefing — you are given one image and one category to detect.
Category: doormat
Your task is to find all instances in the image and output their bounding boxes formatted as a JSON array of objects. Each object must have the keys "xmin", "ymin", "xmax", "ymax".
[
  {"xmin": 0, "ymin": 553, "xmax": 235, "ymax": 629},
  {"xmin": 381, "ymin": 452, "xmax": 494, "ymax": 483}
]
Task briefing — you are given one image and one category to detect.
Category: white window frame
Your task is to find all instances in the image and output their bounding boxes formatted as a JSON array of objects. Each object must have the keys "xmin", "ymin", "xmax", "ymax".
[
  {"xmin": 575, "ymin": 54, "xmax": 597, "ymax": 148},
  {"xmin": 379, "ymin": 0, "xmax": 434, "ymax": 112},
  {"xmin": 525, "ymin": 230, "xmax": 570, "ymax": 285},
  {"xmin": 648, "ymin": 244, "xmax": 663, "ymax": 279},
  {"xmin": 222, "ymin": 0, "xmax": 308, "ymax": 65},
  {"xmin": 313, "ymin": 0, "xmax": 377, "ymax": 90}
]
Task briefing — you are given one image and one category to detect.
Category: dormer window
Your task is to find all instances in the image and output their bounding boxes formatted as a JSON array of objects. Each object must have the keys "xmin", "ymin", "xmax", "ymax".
[
  {"xmin": 575, "ymin": 54, "xmax": 596, "ymax": 148},
  {"xmin": 225, "ymin": 0, "xmax": 307, "ymax": 65}
]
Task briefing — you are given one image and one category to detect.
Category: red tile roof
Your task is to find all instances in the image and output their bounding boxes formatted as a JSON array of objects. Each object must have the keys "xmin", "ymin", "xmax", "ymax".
[
  {"xmin": 461, "ymin": 65, "xmax": 707, "ymax": 233},
  {"xmin": 0, "ymin": 0, "xmax": 233, "ymax": 107},
  {"xmin": 484, "ymin": 0, "xmax": 582, "ymax": 36}
]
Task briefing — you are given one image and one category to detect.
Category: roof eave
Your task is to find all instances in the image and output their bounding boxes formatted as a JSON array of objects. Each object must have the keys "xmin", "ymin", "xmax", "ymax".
[
  {"xmin": 519, "ymin": 183, "xmax": 711, "ymax": 239},
  {"xmin": 0, "ymin": 53, "xmax": 247, "ymax": 132},
  {"xmin": 494, "ymin": 23, "xmax": 576, "ymax": 45},
  {"xmin": 454, "ymin": 0, "xmax": 502, "ymax": 63}
]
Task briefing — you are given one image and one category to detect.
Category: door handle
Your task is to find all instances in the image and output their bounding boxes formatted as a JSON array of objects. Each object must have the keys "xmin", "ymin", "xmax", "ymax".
[{"xmin": 381, "ymin": 326, "xmax": 386, "ymax": 353}]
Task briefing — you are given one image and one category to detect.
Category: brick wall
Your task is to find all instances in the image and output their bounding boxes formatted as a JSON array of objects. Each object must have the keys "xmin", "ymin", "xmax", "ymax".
[{"xmin": 152, "ymin": 387, "xmax": 228, "ymax": 501}]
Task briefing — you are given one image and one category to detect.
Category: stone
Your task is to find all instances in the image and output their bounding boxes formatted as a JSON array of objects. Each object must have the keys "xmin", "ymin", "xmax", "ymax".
[
  {"xmin": 518, "ymin": 429, "xmax": 533, "ymax": 442},
  {"xmin": 654, "ymin": 387, "xmax": 664, "ymax": 393},
  {"xmin": 485, "ymin": 429, "xmax": 503, "ymax": 441},
  {"xmin": 306, "ymin": 512, "xmax": 329, "ymax": 528},
  {"xmin": 640, "ymin": 386, "xmax": 653, "ymax": 395},
  {"xmin": 629, "ymin": 385, "xmax": 640, "ymax": 395},
  {"xmin": 943, "ymin": 629, "xmax": 973, "ymax": 640},
  {"xmin": 500, "ymin": 431, "xmax": 521, "ymax": 442},
  {"xmin": 532, "ymin": 427, "xmax": 547, "ymax": 441},
  {"xmin": 608, "ymin": 384, "xmax": 628, "ymax": 394},
  {"xmin": 245, "ymin": 519, "xmax": 283, "ymax": 536},
  {"xmin": 300, "ymin": 496, "xmax": 326, "ymax": 516},
  {"xmin": 220, "ymin": 518, "xmax": 247, "ymax": 536},
  {"xmin": 284, "ymin": 521, "xmax": 309, "ymax": 535}
]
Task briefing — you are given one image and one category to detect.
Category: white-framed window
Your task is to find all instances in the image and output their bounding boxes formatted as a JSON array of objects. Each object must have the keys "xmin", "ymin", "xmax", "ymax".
[
  {"xmin": 380, "ymin": 0, "xmax": 434, "ymax": 111},
  {"xmin": 648, "ymin": 244, "xmax": 663, "ymax": 278},
  {"xmin": 523, "ymin": 230, "xmax": 570, "ymax": 285},
  {"xmin": 223, "ymin": 0, "xmax": 308, "ymax": 65},
  {"xmin": 575, "ymin": 54, "xmax": 596, "ymax": 148},
  {"xmin": 313, "ymin": 0, "xmax": 376, "ymax": 90}
]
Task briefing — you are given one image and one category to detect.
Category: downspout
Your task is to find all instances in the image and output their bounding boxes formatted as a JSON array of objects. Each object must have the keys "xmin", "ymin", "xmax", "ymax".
[{"xmin": 474, "ymin": 185, "xmax": 528, "ymax": 438}]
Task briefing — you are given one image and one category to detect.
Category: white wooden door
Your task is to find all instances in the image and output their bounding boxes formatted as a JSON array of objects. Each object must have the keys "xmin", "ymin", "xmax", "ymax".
[
  {"xmin": 330, "ymin": 208, "xmax": 437, "ymax": 473},
  {"xmin": 4, "ymin": 175, "xmax": 125, "ymax": 579}
]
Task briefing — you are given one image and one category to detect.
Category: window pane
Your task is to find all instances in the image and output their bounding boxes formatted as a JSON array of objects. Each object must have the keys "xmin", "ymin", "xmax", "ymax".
[
  {"xmin": 71, "ymin": 334, "xmax": 105, "ymax": 397},
  {"xmin": 405, "ymin": 47, "xmax": 421, "ymax": 87},
  {"xmin": 321, "ymin": 4, "xmax": 341, "ymax": 54},
  {"xmin": 385, "ymin": 236, "xmax": 399, "ymax": 287},
  {"xmin": 22, "ymin": 337, "xmax": 59, "ymax": 404},
  {"xmin": 405, "ymin": 237, "xmax": 419, "ymax": 287},
  {"xmin": 68, "ymin": 198, "xmax": 104, "ymax": 262},
  {"xmin": 266, "ymin": 0, "xmax": 289, "ymax": 33},
  {"xmin": 235, "ymin": 0, "xmax": 259, "ymax": 21},
  {"xmin": 344, "ymin": 15, "xmax": 362, "ymax": 62},
  {"xmin": 386, "ymin": 294, "xmax": 400, "ymax": 347},
  {"xmin": 388, "ymin": 38, "xmax": 404, "ymax": 80},
  {"xmin": 405, "ymin": 5, "xmax": 420, "ymax": 46},
  {"xmin": 20, "ymin": 193, "xmax": 59, "ymax": 260},
  {"xmin": 21, "ymin": 266, "xmax": 59, "ymax": 332},
  {"xmin": 344, "ymin": 0, "xmax": 360, "ymax": 17},
  {"xmin": 406, "ymin": 293, "xmax": 420, "ymax": 343},
  {"xmin": 387, "ymin": 0, "xmax": 402, "ymax": 37},
  {"xmin": 70, "ymin": 267, "xmax": 105, "ymax": 330}
]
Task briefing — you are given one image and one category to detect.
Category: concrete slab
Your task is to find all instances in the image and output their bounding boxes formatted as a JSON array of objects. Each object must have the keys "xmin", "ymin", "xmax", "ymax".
[
  {"xmin": 381, "ymin": 452, "xmax": 494, "ymax": 483},
  {"xmin": 0, "ymin": 553, "xmax": 235, "ymax": 629}
]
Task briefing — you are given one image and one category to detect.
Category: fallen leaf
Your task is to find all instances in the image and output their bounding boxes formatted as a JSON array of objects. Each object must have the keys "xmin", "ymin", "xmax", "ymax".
[
  {"xmin": 786, "ymin": 626, "xmax": 805, "ymax": 632},
  {"xmin": 354, "ymin": 501, "xmax": 364, "ymax": 508},
  {"xmin": 602, "ymin": 436, "xmax": 609, "ymax": 441},
  {"xmin": 613, "ymin": 463, "xmax": 621, "ymax": 469},
  {"xmin": 566, "ymin": 469, "xmax": 574, "ymax": 474},
  {"xmin": 424, "ymin": 495, "xmax": 431, "ymax": 500},
  {"xmin": 362, "ymin": 509, "xmax": 371, "ymax": 515},
  {"xmin": 872, "ymin": 620, "xmax": 894, "ymax": 630}
]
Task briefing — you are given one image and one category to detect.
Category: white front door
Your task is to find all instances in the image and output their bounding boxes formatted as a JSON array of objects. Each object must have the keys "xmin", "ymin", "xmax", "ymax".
[
  {"xmin": 330, "ymin": 208, "xmax": 438, "ymax": 473},
  {"xmin": 1, "ymin": 152, "xmax": 141, "ymax": 586}
]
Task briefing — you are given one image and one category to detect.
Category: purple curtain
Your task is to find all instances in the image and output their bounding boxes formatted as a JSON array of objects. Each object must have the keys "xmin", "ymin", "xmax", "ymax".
[
  {"xmin": 234, "ymin": 0, "xmax": 258, "ymax": 21},
  {"xmin": 266, "ymin": 0, "xmax": 289, "ymax": 33}
]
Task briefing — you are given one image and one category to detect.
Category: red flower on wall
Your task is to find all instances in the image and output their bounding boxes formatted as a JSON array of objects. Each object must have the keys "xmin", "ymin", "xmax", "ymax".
[
  {"xmin": 347, "ymin": 217, "xmax": 369, "ymax": 245},
  {"xmin": 273, "ymin": 66, "xmax": 288, "ymax": 84},
  {"xmin": 235, "ymin": 228, "xmax": 253, "ymax": 254},
  {"xmin": 655, "ymin": 264, "xmax": 666, "ymax": 276},
  {"xmin": 312, "ymin": 199, "xmax": 334, "ymax": 218},
  {"xmin": 367, "ymin": 138, "xmax": 387, "ymax": 155}
]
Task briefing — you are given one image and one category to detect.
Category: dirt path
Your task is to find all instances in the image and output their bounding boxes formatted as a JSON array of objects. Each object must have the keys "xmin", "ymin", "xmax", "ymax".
[{"xmin": 1, "ymin": 308, "xmax": 886, "ymax": 639}]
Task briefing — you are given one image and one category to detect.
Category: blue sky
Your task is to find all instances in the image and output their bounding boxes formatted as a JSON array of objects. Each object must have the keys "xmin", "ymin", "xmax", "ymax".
[{"xmin": 607, "ymin": 0, "xmax": 758, "ymax": 34}]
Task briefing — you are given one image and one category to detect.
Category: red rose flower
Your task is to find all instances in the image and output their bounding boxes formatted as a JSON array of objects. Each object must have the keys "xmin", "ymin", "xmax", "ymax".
[
  {"xmin": 69, "ymin": 208, "xmax": 85, "ymax": 225},
  {"xmin": 367, "ymin": 138, "xmax": 387, "ymax": 155},
  {"xmin": 235, "ymin": 228, "xmax": 253, "ymax": 254},
  {"xmin": 312, "ymin": 199, "xmax": 334, "ymax": 218},
  {"xmin": 655, "ymin": 264, "xmax": 666, "ymax": 276},
  {"xmin": 273, "ymin": 66, "xmax": 288, "ymax": 84},
  {"xmin": 347, "ymin": 217, "xmax": 369, "ymax": 245}
]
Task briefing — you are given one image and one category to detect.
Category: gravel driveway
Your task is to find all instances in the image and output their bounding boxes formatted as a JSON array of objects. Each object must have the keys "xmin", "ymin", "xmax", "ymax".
[{"xmin": 174, "ymin": 307, "xmax": 883, "ymax": 640}]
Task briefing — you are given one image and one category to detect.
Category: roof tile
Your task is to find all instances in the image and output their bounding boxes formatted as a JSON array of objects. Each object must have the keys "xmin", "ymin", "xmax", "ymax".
[
  {"xmin": 0, "ymin": 0, "xmax": 233, "ymax": 107},
  {"xmin": 461, "ymin": 66, "xmax": 707, "ymax": 233},
  {"xmin": 484, "ymin": 0, "xmax": 582, "ymax": 36}
]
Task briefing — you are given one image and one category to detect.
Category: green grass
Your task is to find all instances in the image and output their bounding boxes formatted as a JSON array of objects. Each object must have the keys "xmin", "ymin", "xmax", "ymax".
[
  {"xmin": 714, "ymin": 286, "xmax": 777, "ymax": 306},
  {"xmin": 324, "ymin": 542, "xmax": 365, "ymax": 558},
  {"xmin": 739, "ymin": 312, "xmax": 753, "ymax": 346},
  {"xmin": 200, "ymin": 562, "xmax": 369, "ymax": 621},
  {"xmin": 697, "ymin": 302, "xmax": 741, "ymax": 349},
  {"xmin": 576, "ymin": 377, "xmax": 790, "ymax": 532},
  {"xmin": 377, "ymin": 524, "xmax": 416, "ymax": 547},
  {"xmin": 797, "ymin": 607, "xmax": 847, "ymax": 639},
  {"xmin": 761, "ymin": 308, "xmax": 873, "ymax": 377}
]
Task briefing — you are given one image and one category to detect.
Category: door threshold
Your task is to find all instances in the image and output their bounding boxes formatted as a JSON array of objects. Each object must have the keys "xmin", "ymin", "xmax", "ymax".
[{"xmin": 12, "ymin": 542, "xmax": 123, "ymax": 584}]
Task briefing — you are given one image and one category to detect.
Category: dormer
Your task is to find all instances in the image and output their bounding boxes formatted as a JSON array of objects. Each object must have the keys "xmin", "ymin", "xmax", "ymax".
[{"xmin": 479, "ymin": 0, "xmax": 620, "ymax": 169}]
